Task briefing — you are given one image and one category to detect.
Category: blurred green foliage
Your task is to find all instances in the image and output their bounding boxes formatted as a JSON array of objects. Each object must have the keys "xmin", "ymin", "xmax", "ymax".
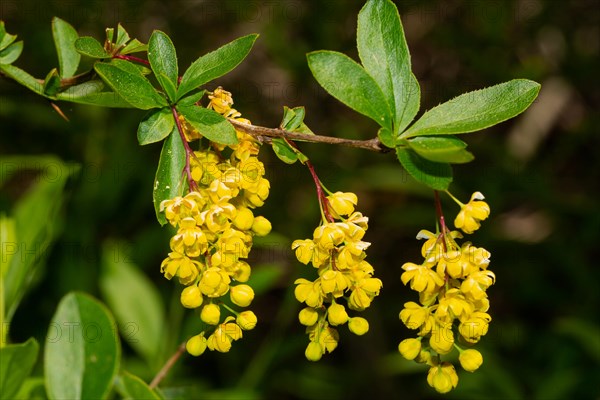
[{"xmin": 1, "ymin": 0, "xmax": 598, "ymax": 398}]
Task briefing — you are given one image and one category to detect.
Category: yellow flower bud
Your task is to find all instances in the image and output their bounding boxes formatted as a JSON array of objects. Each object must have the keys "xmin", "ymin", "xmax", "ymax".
[
  {"xmin": 429, "ymin": 322, "xmax": 454, "ymax": 355},
  {"xmin": 180, "ymin": 285, "xmax": 203, "ymax": 309},
  {"xmin": 398, "ymin": 338, "xmax": 421, "ymax": 360},
  {"xmin": 200, "ymin": 303, "xmax": 221, "ymax": 325},
  {"xmin": 233, "ymin": 207, "xmax": 254, "ymax": 231},
  {"xmin": 427, "ymin": 363, "xmax": 458, "ymax": 394},
  {"xmin": 327, "ymin": 303, "xmax": 349, "ymax": 326},
  {"xmin": 348, "ymin": 317, "xmax": 369, "ymax": 335},
  {"xmin": 232, "ymin": 260, "xmax": 251, "ymax": 282},
  {"xmin": 230, "ymin": 284, "xmax": 255, "ymax": 307},
  {"xmin": 236, "ymin": 310, "xmax": 258, "ymax": 330},
  {"xmin": 199, "ymin": 267, "xmax": 231, "ymax": 297},
  {"xmin": 207, "ymin": 328, "xmax": 232, "ymax": 353},
  {"xmin": 186, "ymin": 334, "xmax": 207, "ymax": 356},
  {"xmin": 459, "ymin": 349, "xmax": 483, "ymax": 372},
  {"xmin": 298, "ymin": 307, "xmax": 319, "ymax": 326},
  {"xmin": 305, "ymin": 341, "xmax": 323, "ymax": 362},
  {"xmin": 251, "ymin": 216, "xmax": 271, "ymax": 236},
  {"xmin": 415, "ymin": 348, "xmax": 432, "ymax": 364}
]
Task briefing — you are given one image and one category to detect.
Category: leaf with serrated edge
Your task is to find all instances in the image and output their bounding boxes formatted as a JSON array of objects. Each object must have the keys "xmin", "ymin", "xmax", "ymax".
[
  {"xmin": 52, "ymin": 17, "xmax": 80, "ymax": 78},
  {"xmin": 401, "ymin": 79, "xmax": 541, "ymax": 138},
  {"xmin": 94, "ymin": 62, "xmax": 167, "ymax": 109},
  {"xmin": 148, "ymin": 30, "xmax": 178, "ymax": 101},
  {"xmin": 177, "ymin": 105, "xmax": 237, "ymax": 145},
  {"xmin": 137, "ymin": 108, "xmax": 174, "ymax": 145},
  {"xmin": 178, "ymin": 34, "xmax": 258, "ymax": 99},
  {"xmin": 307, "ymin": 50, "xmax": 392, "ymax": 128},
  {"xmin": 357, "ymin": 0, "xmax": 420, "ymax": 134},
  {"xmin": 75, "ymin": 36, "xmax": 110, "ymax": 58},
  {"xmin": 407, "ymin": 136, "xmax": 474, "ymax": 164},
  {"xmin": 153, "ymin": 129, "xmax": 186, "ymax": 225},
  {"xmin": 396, "ymin": 147, "xmax": 452, "ymax": 190}
]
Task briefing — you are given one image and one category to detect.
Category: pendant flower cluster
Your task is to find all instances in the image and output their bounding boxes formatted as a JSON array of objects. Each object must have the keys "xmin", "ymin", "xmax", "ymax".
[
  {"xmin": 292, "ymin": 191, "xmax": 382, "ymax": 361},
  {"xmin": 398, "ymin": 192, "xmax": 493, "ymax": 393},
  {"xmin": 160, "ymin": 88, "xmax": 271, "ymax": 356}
]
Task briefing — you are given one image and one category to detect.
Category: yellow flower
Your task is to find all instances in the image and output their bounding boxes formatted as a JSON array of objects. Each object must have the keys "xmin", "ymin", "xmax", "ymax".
[
  {"xmin": 318, "ymin": 326, "xmax": 339, "ymax": 353},
  {"xmin": 229, "ymin": 260, "xmax": 251, "ymax": 282},
  {"xmin": 348, "ymin": 317, "xmax": 369, "ymax": 335},
  {"xmin": 427, "ymin": 362, "xmax": 458, "ymax": 393},
  {"xmin": 326, "ymin": 191, "xmax": 358, "ymax": 217},
  {"xmin": 429, "ymin": 321, "xmax": 454, "ymax": 355},
  {"xmin": 293, "ymin": 278, "xmax": 324, "ymax": 308},
  {"xmin": 180, "ymin": 285, "xmax": 203, "ymax": 309},
  {"xmin": 459, "ymin": 348, "xmax": 483, "ymax": 372},
  {"xmin": 199, "ymin": 267, "xmax": 231, "ymax": 297},
  {"xmin": 398, "ymin": 338, "xmax": 422, "ymax": 360},
  {"xmin": 305, "ymin": 341, "xmax": 324, "ymax": 361},
  {"xmin": 208, "ymin": 87, "xmax": 234, "ymax": 114},
  {"xmin": 291, "ymin": 239, "xmax": 314, "ymax": 265},
  {"xmin": 453, "ymin": 192, "xmax": 490, "ymax": 234},
  {"xmin": 298, "ymin": 307, "xmax": 319, "ymax": 326},
  {"xmin": 459, "ymin": 312, "xmax": 491, "ymax": 343},
  {"xmin": 251, "ymin": 216, "xmax": 271, "ymax": 236},
  {"xmin": 160, "ymin": 251, "xmax": 202, "ymax": 284},
  {"xmin": 401, "ymin": 262, "xmax": 444, "ymax": 293},
  {"xmin": 435, "ymin": 289, "xmax": 473, "ymax": 322},
  {"xmin": 320, "ymin": 270, "xmax": 348, "ymax": 297},
  {"xmin": 237, "ymin": 310, "xmax": 258, "ymax": 330},
  {"xmin": 399, "ymin": 302, "xmax": 430, "ymax": 330},
  {"xmin": 313, "ymin": 223, "xmax": 345, "ymax": 250},
  {"xmin": 200, "ymin": 303, "xmax": 221, "ymax": 325},
  {"xmin": 170, "ymin": 217, "xmax": 208, "ymax": 257},
  {"xmin": 186, "ymin": 334, "xmax": 207, "ymax": 356},
  {"xmin": 327, "ymin": 303, "xmax": 349, "ymax": 326},
  {"xmin": 230, "ymin": 284, "xmax": 255, "ymax": 307}
]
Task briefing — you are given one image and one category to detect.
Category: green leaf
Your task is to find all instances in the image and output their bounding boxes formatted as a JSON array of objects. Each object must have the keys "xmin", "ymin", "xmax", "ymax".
[
  {"xmin": 0, "ymin": 338, "xmax": 39, "ymax": 400},
  {"xmin": 107, "ymin": 58, "xmax": 150, "ymax": 76},
  {"xmin": 105, "ymin": 28, "xmax": 114, "ymax": 45},
  {"xmin": 115, "ymin": 24, "xmax": 130, "ymax": 47},
  {"xmin": 177, "ymin": 105, "xmax": 237, "ymax": 145},
  {"xmin": 153, "ymin": 131, "xmax": 186, "ymax": 225},
  {"xmin": 178, "ymin": 34, "xmax": 258, "ymax": 99},
  {"xmin": 74, "ymin": 36, "xmax": 110, "ymax": 58},
  {"xmin": 56, "ymin": 80, "xmax": 134, "ymax": 108},
  {"xmin": 115, "ymin": 371, "xmax": 162, "ymax": 400},
  {"xmin": 120, "ymin": 39, "xmax": 147, "ymax": 55},
  {"xmin": 0, "ymin": 64, "xmax": 43, "ymax": 95},
  {"xmin": 281, "ymin": 106, "xmax": 305, "ymax": 131},
  {"xmin": 357, "ymin": 0, "xmax": 420, "ymax": 134},
  {"xmin": 42, "ymin": 68, "xmax": 61, "ymax": 97},
  {"xmin": 0, "ymin": 41, "xmax": 23, "ymax": 64},
  {"xmin": 271, "ymin": 138, "xmax": 298, "ymax": 164},
  {"xmin": 1, "ymin": 156, "xmax": 77, "ymax": 322},
  {"xmin": 0, "ymin": 21, "xmax": 17, "ymax": 51},
  {"xmin": 94, "ymin": 62, "xmax": 167, "ymax": 109},
  {"xmin": 137, "ymin": 108, "xmax": 174, "ymax": 145},
  {"xmin": 307, "ymin": 50, "xmax": 391, "ymax": 128},
  {"xmin": 396, "ymin": 147, "xmax": 452, "ymax": 190},
  {"xmin": 44, "ymin": 292, "xmax": 120, "ymax": 400},
  {"xmin": 401, "ymin": 79, "xmax": 541, "ymax": 138},
  {"xmin": 177, "ymin": 90, "xmax": 206, "ymax": 106},
  {"xmin": 378, "ymin": 127, "xmax": 395, "ymax": 148},
  {"xmin": 51, "ymin": 17, "xmax": 80, "ymax": 78},
  {"xmin": 407, "ymin": 136, "xmax": 474, "ymax": 164},
  {"xmin": 148, "ymin": 30, "xmax": 178, "ymax": 102},
  {"xmin": 100, "ymin": 241, "xmax": 166, "ymax": 364}
]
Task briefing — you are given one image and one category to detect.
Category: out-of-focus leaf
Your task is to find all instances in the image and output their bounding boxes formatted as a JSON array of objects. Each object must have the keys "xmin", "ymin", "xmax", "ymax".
[
  {"xmin": 45, "ymin": 292, "xmax": 120, "ymax": 400},
  {"xmin": 56, "ymin": 80, "xmax": 134, "ymax": 108},
  {"xmin": 307, "ymin": 50, "xmax": 391, "ymax": 129},
  {"xmin": 51, "ymin": 17, "xmax": 80, "ymax": 78},
  {"xmin": 153, "ymin": 130, "xmax": 186, "ymax": 225},
  {"xmin": 0, "ymin": 338, "xmax": 39, "ymax": 400},
  {"xmin": 395, "ymin": 147, "xmax": 452, "ymax": 190},
  {"xmin": 100, "ymin": 241, "xmax": 166, "ymax": 363},
  {"xmin": 400, "ymin": 79, "xmax": 541, "ymax": 138},
  {"xmin": 177, "ymin": 34, "xmax": 258, "ymax": 99},
  {"xmin": 177, "ymin": 105, "xmax": 237, "ymax": 145},
  {"xmin": 114, "ymin": 371, "xmax": 163, "ymax": 400},
  {"xmin": 0, "ymin": 21, "xmax": 17, "ymax": 51},
  {"xmin": 74, "ymin": 36, "xmax": 110, "ymax": 58},
  {"xmin": 137, "ymin": 108, "xmax": 174, "ymax": 145}
]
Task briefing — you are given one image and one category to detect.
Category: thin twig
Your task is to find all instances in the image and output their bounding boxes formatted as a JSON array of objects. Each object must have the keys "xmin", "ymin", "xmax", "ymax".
[
  {"xmin": 149, "ymin": 341, "xmax": 187, "ymax": 389},
  {"xmin": 228, "ymin": 119, "xmax": 390, "ymax": 153}
]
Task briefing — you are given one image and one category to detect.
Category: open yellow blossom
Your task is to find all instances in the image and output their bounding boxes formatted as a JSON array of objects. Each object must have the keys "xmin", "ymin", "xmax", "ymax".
[{"xmin": 452, "ymin": 192, "xmax": 490, "ymax": 234}]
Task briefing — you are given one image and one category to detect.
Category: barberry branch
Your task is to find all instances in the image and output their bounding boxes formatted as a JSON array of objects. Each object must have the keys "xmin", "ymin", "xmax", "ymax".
[
  {"xmin": 228, "ymin": 119, "xmax": 390, "ymax": 153},
  {"xmin": 171, "ymin": 106, "xmax": 199, "ymax": 192},
  {"xmin": 149, "ymin": 340, "xmax": 187, "ymax": 389}
]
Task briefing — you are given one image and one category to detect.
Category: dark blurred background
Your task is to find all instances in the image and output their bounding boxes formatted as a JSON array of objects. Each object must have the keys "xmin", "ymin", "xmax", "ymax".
[{"xmin": 1, "ymin": 0, "xmax": 599, "ymax": 399}]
